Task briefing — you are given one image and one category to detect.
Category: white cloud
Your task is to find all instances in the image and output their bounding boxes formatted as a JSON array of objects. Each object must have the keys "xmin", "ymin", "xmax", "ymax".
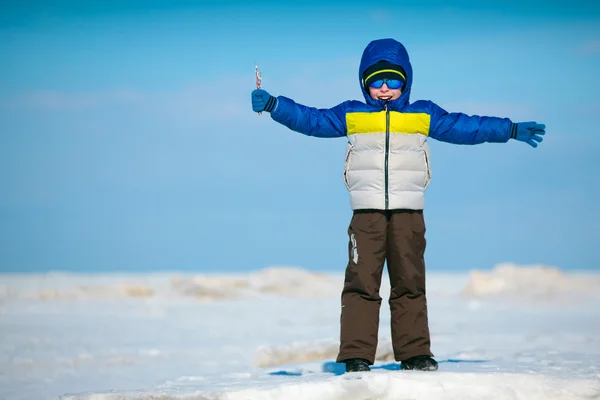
[
  {"xmin": 0, "ymin": 89, "xmax": 145, "ymax": 111},
  {"xmin": 583, "ymin": 104, "xmax": 600, "ymax": 116},
  {"xmin": 577, "ymin": 39, "xmax": 600, "ymax": 55},
  {"xmin": 0, "ymin": 79, "xmax": 257, "ymax": 125},
  {"xmin": 0, "ymin": 56, "xmax": 553, "ymax": 128},
  {"xmin": 367, "ymin": 9, "xmax": 393, "ymax": 23},
  {"xmin": 0, "ymin": 60, "xmax": 358, "ymax": 125}
]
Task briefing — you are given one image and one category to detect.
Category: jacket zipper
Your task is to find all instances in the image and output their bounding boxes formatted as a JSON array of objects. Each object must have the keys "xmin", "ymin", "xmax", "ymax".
[
  {"xmin": 384, "ymin": 103, "xmax": 390, "ymax": 210},
  {"xmin": 423, "ymin": 149, "xmax": 431, "ymax": 186},
  {"xmin": 343, "ymin": 144, "xmax": 352, "ymax": 190}
]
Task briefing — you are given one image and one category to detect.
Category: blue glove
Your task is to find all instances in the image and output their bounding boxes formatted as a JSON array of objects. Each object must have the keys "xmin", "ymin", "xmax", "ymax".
[
  {"xmin": 251, "ymin": 89, "xmax": 278, "ymax": 113},
  {"xmin": 510, "ymin": 122, "xmax": 546, "ymax": 148}
]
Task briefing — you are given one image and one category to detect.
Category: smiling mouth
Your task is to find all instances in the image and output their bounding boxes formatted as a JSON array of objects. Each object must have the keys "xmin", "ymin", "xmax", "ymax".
[{"xmin": 378, "ymin": 95, "xmax": 393, "ymax": 100}]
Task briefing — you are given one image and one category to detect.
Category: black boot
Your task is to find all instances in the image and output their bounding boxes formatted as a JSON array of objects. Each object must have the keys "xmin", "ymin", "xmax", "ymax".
[
  {"xmin": 400, "ymin": 355, "xmax": 438, "ymax": 371},
  {"xmin": 345, "ymin": 358, "xmax": 371, "ymax": 372}
]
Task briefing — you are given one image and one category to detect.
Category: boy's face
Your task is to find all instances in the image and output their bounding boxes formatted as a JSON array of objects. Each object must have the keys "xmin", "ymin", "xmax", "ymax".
[{"xmin": 368, "ymin": 83, "xmax": 402, "ymax": 101}]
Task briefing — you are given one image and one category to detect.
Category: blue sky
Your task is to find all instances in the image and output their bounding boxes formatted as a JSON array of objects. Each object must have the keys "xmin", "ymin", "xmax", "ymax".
[{"xmin": 1, "ymin": 0, "xmax": 599, "ymax": 272}]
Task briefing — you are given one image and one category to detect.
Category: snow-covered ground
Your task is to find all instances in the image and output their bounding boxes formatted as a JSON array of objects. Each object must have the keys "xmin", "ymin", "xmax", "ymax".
[{"xmin": 1, "ymin": 264, "xmax": 599, "ymax": 400}]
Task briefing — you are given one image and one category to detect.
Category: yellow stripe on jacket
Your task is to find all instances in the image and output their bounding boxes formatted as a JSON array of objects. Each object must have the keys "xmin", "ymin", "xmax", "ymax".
[{"xmin": 346, "ymin": 111, "xmax": 431, "ymax": 135}]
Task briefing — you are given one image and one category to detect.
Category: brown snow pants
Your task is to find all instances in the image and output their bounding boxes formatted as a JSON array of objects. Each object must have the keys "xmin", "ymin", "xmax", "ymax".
[{"xmin": 336, "ymin": 210, "xmax": 433, "ymax": 365}]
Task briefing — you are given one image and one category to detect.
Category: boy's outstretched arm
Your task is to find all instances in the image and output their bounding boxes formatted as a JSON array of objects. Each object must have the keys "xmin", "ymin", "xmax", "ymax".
[
  {"xmin": 251, "ymin": 89, "xmax": 346, "ymax": 138},
  {"xmin": 426, "ymin": 101, "xmax": 545, "ymax": 147}
]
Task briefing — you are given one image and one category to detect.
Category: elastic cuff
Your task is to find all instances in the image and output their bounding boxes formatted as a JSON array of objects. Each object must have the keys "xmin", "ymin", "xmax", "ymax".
[
  {"xmin": 395, "ymin": 349, "xmax": 434, "ymax": 362},
  {"xmin": 510, "ymin": 123, "xmax": 518, "ymax": 139},
  {"xmin": 336, "ymin": 352, "xmax": 376, "ymax": 365},
  {"xmin": 264, "ymin": 96, "xmax": 278, "ymax": 113}
]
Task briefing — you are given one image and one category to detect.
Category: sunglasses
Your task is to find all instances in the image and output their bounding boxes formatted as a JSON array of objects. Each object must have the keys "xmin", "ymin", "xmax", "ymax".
[{"xmin": 369, "ymin": 79, "xmax": 403, "ymax": 90}]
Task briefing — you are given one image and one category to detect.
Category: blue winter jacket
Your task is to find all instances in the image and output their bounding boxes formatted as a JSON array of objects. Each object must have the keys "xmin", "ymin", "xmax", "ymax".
[{"xmin": 270, "ymin": 38, "xmax": 512, "ymax": 210}]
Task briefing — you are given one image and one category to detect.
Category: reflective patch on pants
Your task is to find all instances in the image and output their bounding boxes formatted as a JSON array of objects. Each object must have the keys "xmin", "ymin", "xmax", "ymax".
[{"xmin": 350, "ymin": 233, "xmax": 358, "ymax": 264}]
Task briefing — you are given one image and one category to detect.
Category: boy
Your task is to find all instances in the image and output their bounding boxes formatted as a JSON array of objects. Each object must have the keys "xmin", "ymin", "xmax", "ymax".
[{"xmin": 250, "ymin": 38, "xmax": 545, "ymax": 373}]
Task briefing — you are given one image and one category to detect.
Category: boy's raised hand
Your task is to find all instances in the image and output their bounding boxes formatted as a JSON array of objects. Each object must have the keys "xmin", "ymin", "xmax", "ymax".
[
  {"xmin": 251, "ymin": 89, "xmax": 278, "ymax": 113},
  {"xmin": 512, "ymin": 122, "xmax": 546, "ymax": 148}
]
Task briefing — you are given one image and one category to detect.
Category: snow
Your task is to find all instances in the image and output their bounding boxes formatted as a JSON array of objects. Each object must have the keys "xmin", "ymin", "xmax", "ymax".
[
  {"xmin": 1, "ymin": 264, "xmax": 599, "ymax": 400},
  {"xmin": 462, "ymin": 263, "xmax": 600, "ymax": 304},
  {"xmin": 0, "ymin": 267, "xmax": 338, "ymax": 302}
]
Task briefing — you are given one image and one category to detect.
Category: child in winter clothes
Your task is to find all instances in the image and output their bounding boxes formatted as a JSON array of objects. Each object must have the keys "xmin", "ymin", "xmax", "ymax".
[{"xmin": 250, "ymin": 38, "xmax": 545, "ymax": 373}]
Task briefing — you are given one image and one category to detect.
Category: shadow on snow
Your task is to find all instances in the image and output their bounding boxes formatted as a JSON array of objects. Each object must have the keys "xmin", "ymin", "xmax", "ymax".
[{"xmin": 269, "ymin": 359, "xmax": 489, "ymax": 377}]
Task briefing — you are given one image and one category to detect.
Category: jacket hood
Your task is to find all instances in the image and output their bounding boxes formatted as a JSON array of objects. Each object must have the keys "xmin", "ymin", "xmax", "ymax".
[{"xmin": 359, "ymin": 38, "xmax": 413, "ymax": 109}]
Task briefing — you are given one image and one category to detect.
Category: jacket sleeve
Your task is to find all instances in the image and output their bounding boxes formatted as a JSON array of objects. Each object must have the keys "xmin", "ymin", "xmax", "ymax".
[
  {"xmin": 270, "ymin": 96, "xmax": 347, "ymax": 138},
  {"xmin": 427, "ymin": 101, "xmax": 513, "ymax": 144}
]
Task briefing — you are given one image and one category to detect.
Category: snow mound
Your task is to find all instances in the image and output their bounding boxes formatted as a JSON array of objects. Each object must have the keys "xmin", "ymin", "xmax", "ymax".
[
  {"xmin": 0, "ymin": 267, "xmax": 341, "ymax": 303},
  {"xmin": 60, "ymin": 371, "xmax": 600, "ymax": 400},
  {"xmin": 171, "ymin": 267, "xmax": 340, "ymax": 301},
  {"xmin": 170, "ymin": 274, "xmax": 250, "ymax": 301},
  {"xmin": 249, "ymin": 267, "xmax": 340, "ymax": 297},
  {"xmin": 0, "ymin": 273, "xmax": 159, "ymax": 302},
  {"xmin": 255, "ymin": 338, "xmax": 395, "ymax": 368},
  {"xmin": 462, "ymin": 263, "xmax": 600, "ymax": 303}
]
